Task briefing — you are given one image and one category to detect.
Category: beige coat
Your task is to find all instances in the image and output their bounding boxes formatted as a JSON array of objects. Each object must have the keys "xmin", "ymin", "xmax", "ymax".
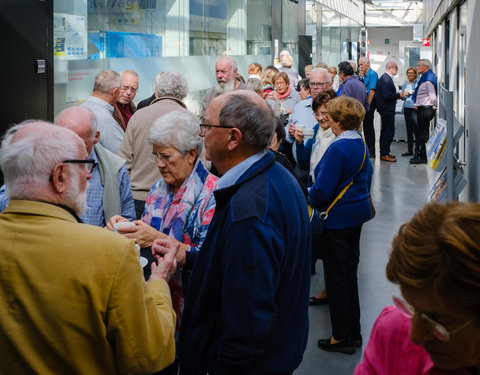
[
  {"xmin": 0, "ymin": 200, "xmax": 176, "ymax": 374},
  {"xmin": 118, "ymin": 96, "xmax": 191, "ymax": 201}
]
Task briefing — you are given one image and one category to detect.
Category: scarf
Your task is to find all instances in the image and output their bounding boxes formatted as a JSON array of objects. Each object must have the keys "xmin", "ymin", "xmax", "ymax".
[
  {"xmin": 277, "ymin": 87, "xmax": 291, "ymax": 100},
  {"xmin": 412, "ymin": 69, "xmax": 437, "ymax": 103},
  {"xmin": 310, "ymin": 126, "xmax": 335, "ymax": 182}
]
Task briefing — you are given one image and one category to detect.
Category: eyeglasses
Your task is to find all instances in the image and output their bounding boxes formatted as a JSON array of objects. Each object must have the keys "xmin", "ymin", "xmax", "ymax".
[
  {"xmin": 309, "ymin": 81, "xmax": 330, "ymax": 88},
  {"xmin": 63, "ymin": 159, "xmax": 96, "ymax": 173},
  {"xmin": 392, "ymin": 296, "xmax": 475, "ymax": 341},
  {"xmin": 199, "ymin": 123, "xmax": 234, "ymax": 135},
  {"xmin": 120, "ymin": 85, "xmax": 137, "ymax": 93},
  {"xmin": 314, "ymin": 111, "xmax": 329, "ymax": 118},
  {"xmin": 150, "ymin": 152, "xmax": 181, "ymax": 164}
]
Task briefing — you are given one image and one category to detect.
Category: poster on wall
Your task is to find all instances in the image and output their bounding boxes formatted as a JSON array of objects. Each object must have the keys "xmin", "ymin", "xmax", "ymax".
[{"xmin": 54, "ymin": 13, "xmax": 88, "ymax": 60}]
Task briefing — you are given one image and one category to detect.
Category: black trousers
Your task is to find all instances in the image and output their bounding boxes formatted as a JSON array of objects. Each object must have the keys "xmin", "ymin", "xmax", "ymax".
[
  {"xmin": 403, "ymin": 107, "xmax": 418, "ymax": 154},
  {"xmin": 379, "ymin": 111, "xmax": 395, "ymax": 156},
  {"xmin": 415, "ymin": 106, "xmax": 436, "ymax": 159},
  {"xmin": 323, "ymin": 225, "xmax": 362, "ymax": 340},
  {"xmin": 134, "ymin": 199, "xmax": 146, "ymax": 220},
  {"xmin": 363, "ymin": 98, "xmax": 376, "ymax": 156}
]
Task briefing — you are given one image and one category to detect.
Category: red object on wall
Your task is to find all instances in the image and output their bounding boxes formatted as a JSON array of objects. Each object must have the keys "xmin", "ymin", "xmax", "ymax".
[{"xmin": 422, "ymin": 38, "xmax": 431, "ymax": 47}]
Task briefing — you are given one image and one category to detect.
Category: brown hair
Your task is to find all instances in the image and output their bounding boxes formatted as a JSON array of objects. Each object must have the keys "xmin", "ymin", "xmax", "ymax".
[
  {"xmin": 261, "ymin": 66, "xmax": 279, "ymax": 86},
  {"xmin": 248, "ymin": 62, "xmax": 263, "ymax": 76},
  {"xmin": 406, "ymin": 66, "xmax": 417, "ymax": 75},
  {"xmin": 386, "ymin": 202, "xmax": 480, "ymax": 315},
  {"xmin": 273, "ymin": 72, "xmax": 290, "ymax": 86},
  {"xmin": 312, "ymin": 90, "xmax": 337, "ymax": 112},
  {"xmin": 326, "ymin": 96, "xmax": 365, "ymax": 130}
]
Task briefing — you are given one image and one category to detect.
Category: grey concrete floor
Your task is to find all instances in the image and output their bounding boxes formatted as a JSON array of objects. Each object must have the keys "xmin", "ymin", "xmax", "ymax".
[{"xmin": 294, "ymin": 117, "xmax": 436, "ymax": 375}]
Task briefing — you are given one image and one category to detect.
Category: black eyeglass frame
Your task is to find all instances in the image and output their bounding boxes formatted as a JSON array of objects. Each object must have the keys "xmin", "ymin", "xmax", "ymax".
[
  {"xmin": 62, "ymin": 159, "xmax": 96, "ymax": 173},
  {"xmin": 199, "ymin": 123, "xmax": 234, "ymax": 134}
]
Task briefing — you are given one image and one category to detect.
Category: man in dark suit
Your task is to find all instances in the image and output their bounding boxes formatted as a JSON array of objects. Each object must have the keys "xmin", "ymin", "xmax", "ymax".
[{"xmin": 376, "ymin": 61, "xmax": 403, "ymax": 162}]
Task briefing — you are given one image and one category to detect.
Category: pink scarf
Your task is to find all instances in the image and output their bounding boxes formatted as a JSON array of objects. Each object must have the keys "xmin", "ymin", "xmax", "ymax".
[{"xmin": 277, "ymin": 87, "xmax": 291, "ymax": 100}]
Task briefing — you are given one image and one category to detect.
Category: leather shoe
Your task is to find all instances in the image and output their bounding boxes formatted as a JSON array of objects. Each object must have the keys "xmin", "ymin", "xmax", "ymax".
[
  {"xmin": 380, "ymin": 155, "xmax": 397, "ymax": 162},
  {"xmin": 309, "ymin": 296, "xmax": 328, "ymax": 306},
  {"xmin": 353, "ymin": 334, "xmax": 362, "ymax": 348},
  {"xmin": 410, "ymin": 156, "xmax": 427, "ymax": 164},
  {"xmin": 317, "ymin": 338, "xmax": 355, "ymax": 355},
  {"xmin": 401, "ymin": 151, "xmax": 413, "ymax": 156}
]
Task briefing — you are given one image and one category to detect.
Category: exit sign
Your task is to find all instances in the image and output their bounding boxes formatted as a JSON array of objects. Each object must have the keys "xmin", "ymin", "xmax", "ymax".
[
  {"xmin": 385, "ymin": 39, "xmax": 390, "ymax": 44},
  {"xmin": 423, "ymin": 38, "xmax": 431, "ymax": 46}
]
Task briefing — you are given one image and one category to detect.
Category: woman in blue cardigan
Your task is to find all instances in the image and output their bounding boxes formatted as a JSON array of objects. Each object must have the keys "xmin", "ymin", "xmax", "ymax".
[{"xmin": 309, "ymin": 96, "xmax": 374, "ymax": 355}]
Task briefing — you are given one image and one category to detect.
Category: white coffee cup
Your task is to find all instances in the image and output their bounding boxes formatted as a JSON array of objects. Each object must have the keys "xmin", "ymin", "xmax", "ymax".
[
  {"xmin": 303, "ymin": 128, "xmax": 315, "ymax": 139},
  {"xmin": 135, "ymin": 244, "xmax": 141, "ymax": 256},
  {"xmin": 295, "ymin": 124, "xmax": 305, "ymax": 132},
  {"xmin": 113, "ymin": 221, "xmax": 135, "ymax": 233}
]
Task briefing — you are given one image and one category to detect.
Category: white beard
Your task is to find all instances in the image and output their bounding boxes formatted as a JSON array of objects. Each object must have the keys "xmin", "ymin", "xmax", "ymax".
[
  {"xmin": 65, "ymin": 172, "xmax": 88, "ymax": 217},
  {"xmin": 214, "ymin": 79, "xmax": 235, "ymax": 94}
]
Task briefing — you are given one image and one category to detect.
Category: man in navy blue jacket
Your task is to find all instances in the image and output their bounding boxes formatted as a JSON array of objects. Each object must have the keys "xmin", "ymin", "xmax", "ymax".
[
  {"xmin": 153, "ymin": 91, "xmax": 311, "ymax": 375},
  {"xmin": 376, "ymin": 61, "xmax": 403, "ymax": 162}
]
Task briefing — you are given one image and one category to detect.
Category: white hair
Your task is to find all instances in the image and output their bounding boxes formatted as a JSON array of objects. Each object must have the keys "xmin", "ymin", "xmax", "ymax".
[
  {"xmin": 154, "ymin": 71, "xmax": 188, "ymax": 99},
  {"xmin": 217, "ymin": 55, "xmax": 238, "ymax": 72},
  {"xmin": 147, "ymin": 111, "xmax": 203, "ymax": 155},
  {"xmin": 386, "ymin": 61, "xmax": 397, "ymax": 69},
  {"xmin": 360, "ymin": 57, "xmax": 370, "ymax": 65},
  {"xmin": 419, "ymin": 59, "xmax": 432, "ymax": 70},
  {"xmin": 0, "ymin": 122, "xmax": 80, "ymax": 200},
  {"xmin": 310, "ymin": 67, "xmax": 332, "ymax": 83}
]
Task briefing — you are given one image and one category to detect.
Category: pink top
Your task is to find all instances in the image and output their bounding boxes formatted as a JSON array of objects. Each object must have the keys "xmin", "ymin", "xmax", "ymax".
[
  {"xmin": 414, "ymin": 81, "xmax": 437, "ymax": 107},
  {"xmin": 354, "ymin": 306, "xmax": 472, "ymax": 375}
]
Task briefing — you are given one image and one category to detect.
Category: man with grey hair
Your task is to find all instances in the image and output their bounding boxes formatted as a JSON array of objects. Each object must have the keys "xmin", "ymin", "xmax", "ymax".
[
  {"xmin": 376, "ymin": 61, "xmax": 403, "ymax": 162},
  {"xmin": 113, "ymin": 70, "xmax": 138, "ymax": 130},
  {"xmin": 410, "ymin": 58, "xmax": 437, "ymax": 164},
  {"xmin": 287, "ymin": 67, "xmax": 332, "ymax": 183},
  {"xmin": 0, "ymin": 107, "xmax": 135, "ymax": 226},
  {"xmin": 201, "ymin": 55, "xmax": 253, "ymax": 116},
  {"xmin": 81, "ymin": 69, "xmax": 124, "ymax": 153},
  {"xmin": 0, "ymin": 121, "xmax": 177, "ymax": 374},
  {"xmin": 118, "ymin": 71, "xmax": 192, "ymax": 219},
  {"xmin": 154, "ymin": 90, "xmax": 311, "ymax": 374},
  {"xmin": 359, "ymin": 56, "xmax": 378, "ymax": 158}
]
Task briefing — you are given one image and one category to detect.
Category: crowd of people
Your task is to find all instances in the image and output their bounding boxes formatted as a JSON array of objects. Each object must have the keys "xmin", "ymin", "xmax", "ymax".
[{"xmin": 1, "ymin": 50, "xmax": 476, "ymax": 375}]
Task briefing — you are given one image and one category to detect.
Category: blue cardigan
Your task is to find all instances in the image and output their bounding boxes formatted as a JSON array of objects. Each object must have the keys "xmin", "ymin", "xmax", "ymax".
[
  {"xmin": 179, "ymin": 152, "xmax": 311, "ymax": 374},
  {"xmin": 309, "ymin": 136, "xmax": 373, "ymax": 229}
]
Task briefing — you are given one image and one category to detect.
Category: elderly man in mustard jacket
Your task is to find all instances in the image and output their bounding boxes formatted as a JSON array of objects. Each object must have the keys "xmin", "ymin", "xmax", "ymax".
[{"xmin": 0, "ymin": 122, "xmax": 177, "ymax": 375}]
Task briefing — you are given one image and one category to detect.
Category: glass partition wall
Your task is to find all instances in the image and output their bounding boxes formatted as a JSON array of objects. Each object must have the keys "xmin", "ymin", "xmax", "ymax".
[{"xmin": 53, "ymin": 0, "xmax": 273, "ymax": 115}]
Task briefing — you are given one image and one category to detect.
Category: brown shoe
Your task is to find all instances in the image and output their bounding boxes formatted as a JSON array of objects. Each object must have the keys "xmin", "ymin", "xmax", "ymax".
[
  {"xmin": 388, "ymin": 154, "xmax": 396, "ymax": 159},
  {"xmin": 380, "ymin": 155, "xmax": 397, "ymax": 162}
]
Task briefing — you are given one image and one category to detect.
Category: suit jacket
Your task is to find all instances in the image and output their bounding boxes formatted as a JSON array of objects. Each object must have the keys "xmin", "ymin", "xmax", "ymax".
[
  {"xmin": 0, "ymin": 200, "xmax": 176, "ymax": 375},
  {"xmin": 376, "ymin": 73, "xmax": 400, "ymax": 113}
]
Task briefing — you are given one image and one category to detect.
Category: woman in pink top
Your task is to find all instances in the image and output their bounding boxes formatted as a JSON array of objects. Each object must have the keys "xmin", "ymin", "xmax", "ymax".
[{"xmin": 356, "ymin": 202, "xmax": 480, "ymax": 374}]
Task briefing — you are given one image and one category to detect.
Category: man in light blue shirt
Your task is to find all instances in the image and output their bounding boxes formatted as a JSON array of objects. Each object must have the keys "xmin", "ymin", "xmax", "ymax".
[
  {"xmin": 359, "ymin": 57, "xmax": 378, "ymax": 158},
  {"xmin": 287, "ymin": 68, "xmax": 332, "ymax": 184},
  {"xmin": 0, "ymin": 107, "xmax": 135, "ymax": 226}
]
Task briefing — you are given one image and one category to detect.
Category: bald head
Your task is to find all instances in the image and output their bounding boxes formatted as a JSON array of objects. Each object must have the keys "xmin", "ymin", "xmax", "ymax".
[{"xmin": 55, "ymin": 107, "xmax": 99, "ymax": 156}]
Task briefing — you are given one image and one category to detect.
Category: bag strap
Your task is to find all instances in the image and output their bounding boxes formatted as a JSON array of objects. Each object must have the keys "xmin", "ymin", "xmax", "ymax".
[{"xmin": 320, "ymin": 136, "xmax": 367, "ymax": 220}]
